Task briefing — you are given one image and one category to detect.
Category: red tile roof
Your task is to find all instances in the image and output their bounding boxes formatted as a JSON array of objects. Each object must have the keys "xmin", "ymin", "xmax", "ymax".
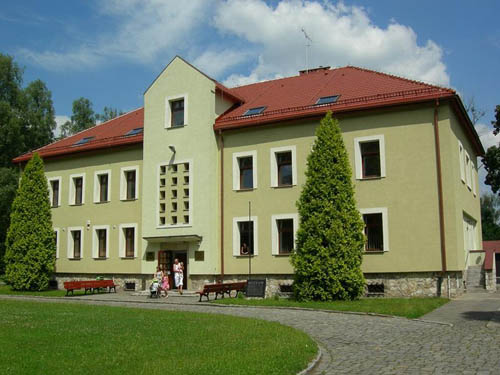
[
  {"xmin": 13, "ymin": 108, "xmax": 144, "ymax": 163},
  {"xmin": 13, "ymin": 64, "xmax": 484, "ymax": 163},
  {"xmin": 214, "ymin": 66, "xmax": 456, "ymax": 130}
]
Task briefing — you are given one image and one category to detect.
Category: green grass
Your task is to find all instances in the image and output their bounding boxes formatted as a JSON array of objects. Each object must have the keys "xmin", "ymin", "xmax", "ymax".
[
  {"xmin": 213, "ymin": 297, "xmax": 449, "ymax": 319},
  {"xmin": 0, "ymin": 300, "xmax": 317, "ymax": 375},
  {"xmin": 0, "ymin": 284, "xmax": 69, "ymax": 297}
]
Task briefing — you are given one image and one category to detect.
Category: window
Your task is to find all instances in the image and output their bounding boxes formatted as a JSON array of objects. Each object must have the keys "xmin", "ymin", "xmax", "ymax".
[
  {"xmin": 354, "ymin": 135, "xmax": 386, "ymax": 180},
  {"xmin": 458, "ymin": 141, "xmax": 466, "ymax": 183},
  {"xmin": 125, "ymin": 228, "xmax": 134, "ymax": 257},
  {"xmin": 360, "ymin": 208, "xmax": 389, "ymax": 252},
  {"xmin": 465, "ymin": 152, "xmax": 471, "ymax": 189},
  {"xmin": 271, "ymin": 214, "xmax": 298, "ymax": 255},
  {"xmin": 238, "ymin": 221, "xmax": 254, "ymax": 255},
  {"xmin": 73, "ymin": 136, "xmax": 94, "ymax": 146},
  {"xmin": 94, "ymin": 170, "xmax": 111, "ymax": 203},
  {"xmin": 93, "ymin": 227, "xmax": 109, "ymax": 259},
  {"xmin": 315, "ymin": 95, "xmax": 339, "ymax": 105},
  {"xmin": 48, "ymin": 177, "xmax": 61, "ymax": 207},
  {"xmin": 243, "ymin": 106, "xmax": 266, "ymax": 116},
  {"xmin": 171, "ymin": 99, "xmax": 184, "ymax": 127},
  {"xmin": 239, "ymin": 157, "xmax": 253, "ymax": 189},
  {"xmin": 233, "ymin": 151, "xmax": 257, "ymax": 190},
  {"xmin": 125, "ymin": 127, "xmax": 143, "ymax": 136},
  {"xmin": 119, "ymin": 224, "xmax": 137, "ymax": 258},
  {"xmin": 120, "ymin": 166, "xmax": 139, "ymax": 200},
  {"xmin": 54, "ymin": 228, "xmax": 60, "ymax": 259},
  {"xmin": 233, "ymin": 216, "xmax": 258, "ymax": 256},
  {"xmin": 165, "ymin": 95, "xmax": 188, "ymax": 128},
  {"xmin": 67, "ymin": 228, "xmax": 83, "ymax": 259},
  {"xmin": 271, "ymin": 146, "xmax": 297, "ymax": 187}
]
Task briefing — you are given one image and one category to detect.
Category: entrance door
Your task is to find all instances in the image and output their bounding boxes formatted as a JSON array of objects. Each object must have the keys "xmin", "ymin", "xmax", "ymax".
[
  {"xmin": 173, "ymin": 252, "xmax": 188, "ymax": 290},
  {"xmin": 496, "ymin": 253, "xmax": 500, "ymax": 285}
]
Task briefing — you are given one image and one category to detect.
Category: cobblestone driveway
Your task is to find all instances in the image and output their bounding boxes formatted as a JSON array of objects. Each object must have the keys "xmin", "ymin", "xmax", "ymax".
[{"xmin": 2, "ymin": 294, "xmax": 500, "ymax": 374}]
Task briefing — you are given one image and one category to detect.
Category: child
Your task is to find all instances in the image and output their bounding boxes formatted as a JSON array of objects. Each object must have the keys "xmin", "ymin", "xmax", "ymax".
[
  {"xmin": 150, "ymin": 278, "xmax": 160, "ymax": 298},
  {"xmin": 161, "ymin": 274, "xmax": 169, "ymax": 298}
]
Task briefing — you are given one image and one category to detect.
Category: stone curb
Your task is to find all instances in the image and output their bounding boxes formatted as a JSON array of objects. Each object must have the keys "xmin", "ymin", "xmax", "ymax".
[
  {"xmin": 297, "ymin": 340, "xmax": 323, "ymax": 375},
  {"xmin": 0, "ymin": 294, "xmax": 454, "ymax": 327}
]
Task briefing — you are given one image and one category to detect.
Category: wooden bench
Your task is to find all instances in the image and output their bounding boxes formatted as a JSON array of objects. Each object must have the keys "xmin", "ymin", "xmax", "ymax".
[
  {"xmin": 64, "ymin": 280, "xmax": 117, "ymax": 296},
  {"xmin": 197, "ymin": 281, "xmax": 247, "ymax": 302}
]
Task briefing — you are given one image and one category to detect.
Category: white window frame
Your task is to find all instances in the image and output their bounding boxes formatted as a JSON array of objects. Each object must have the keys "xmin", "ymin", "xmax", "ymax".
[
  {"xmin": 93, "ymin": 170, "xmax": 111, "ymax": 203},
  {"xmin": 233, "ymin": 216, "xmax": 258, "ymax": 256},
  {"xmin": 54, "ymin": 227, "xmax": 60, "ymax": 259},
  {"xmin": 465, "ymin": 151, "xmax": 471, "ymax": 189},
  {"xmin": 120, "ymin": 166, "xmax": 139, "ymax": 201},
  {"xmin": 92, "ymin": 225, "xmax": 110, "ymax": 259},
  {"xmin": 471, "ymin": 161, "xmax": 477, "ymax": 196},
  {"xmin": 48, "ymin": 176, "xmax": 61, "ymax": 208},
  {"xmin": 68, "ymin": 173, "xmax": 85, "ymax": 205},
  {"xmin": 458, "ymin": 141, "xmax": 466, "ymax": 183},
  {"xmin": 360, "ymin": 207, "xmax": 389, "ymax": 252},
  {"xmin": 156, "ymin": 160, "xmax": 193, "ymax": 228},
  {"xmin": 165, "ymin": 94, "xmax": 188, "ymax": 128},
  {"xmin": 270, "ymin": 146, "xmax": 297, "ymax": 187},
  {"xmin": 232, "ymin": 150, "xmax": 257, "ymax": 190},
  {"xmin": 67, "ymin": 226, "xmax": 84, "ymax": 259},
  {"xmin": 119, "ymin": 223, "xmax": 138, "ymax": 258},
  {"xmin": 354, "ymin": 135, "xmax": 386, "ymax": 180},
  {"xmin": 271, "ymin": 213, "xmax": 298, "ymax": 255}
]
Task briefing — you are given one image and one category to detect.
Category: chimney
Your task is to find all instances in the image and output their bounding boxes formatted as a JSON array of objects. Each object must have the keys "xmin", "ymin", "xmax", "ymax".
[{"xmin": 299, "ymin": 66, "xmax": 331, "ymax": 75}]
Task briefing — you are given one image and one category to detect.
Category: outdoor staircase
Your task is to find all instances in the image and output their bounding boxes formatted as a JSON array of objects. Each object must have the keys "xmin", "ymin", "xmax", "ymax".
[{"xmin": 466, "ymin": 265, "xmax": 486, "ymax": 292}]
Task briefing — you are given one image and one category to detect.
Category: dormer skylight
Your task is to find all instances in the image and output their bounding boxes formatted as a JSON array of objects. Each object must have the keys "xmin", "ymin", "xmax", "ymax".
[
  {"xmin": 125, "ymin": 127, "xmax": 143, "ymax": 136},
  {"xmin": 315, "ymin": 95, "xmax": 340, "ymax": 105},
  {"xmin": 243, "ymin": 106, "xmax": 266, "ymax": 116},
  {"xmin": 73, "ymin": 136, "xmax": 95, "ymax": 146}
]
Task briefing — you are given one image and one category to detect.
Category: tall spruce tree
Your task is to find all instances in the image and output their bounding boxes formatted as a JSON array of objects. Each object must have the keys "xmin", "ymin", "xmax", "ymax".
[
  {"xmin": 291, "ymin": 112, "xmax": 365, "ymax": 301},
  {"xmin": 4, "ymin": 153, "xmax": 55, "ymax": 290}
]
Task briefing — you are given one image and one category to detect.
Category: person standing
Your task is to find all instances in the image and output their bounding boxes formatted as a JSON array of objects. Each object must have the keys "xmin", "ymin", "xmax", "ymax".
[{"xmin": 173, "ymin": 258, "xmax": 183, "ymax": 295}]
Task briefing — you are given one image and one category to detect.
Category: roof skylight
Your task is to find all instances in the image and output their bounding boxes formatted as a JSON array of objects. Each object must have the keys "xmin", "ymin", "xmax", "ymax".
[
  {"xmin": 125, "ymin": 127, "xmax": 143, "ymax": 136},
  {"xmin": 73, "ymin": 136, "xmax": 95, "ymax": 146},
  {"xmin": 243, "ymin": 106, "xmax": 266, "ymax": 116},
  {"xmin": 315, "ymin": 95, "xmax": 340, "ymax": 105}
]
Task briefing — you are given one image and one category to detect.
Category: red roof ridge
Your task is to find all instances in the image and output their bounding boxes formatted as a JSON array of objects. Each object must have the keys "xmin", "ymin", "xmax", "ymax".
[{"xmin": 344, "ymin": 65, "xmax": 454, "ymax": 93}]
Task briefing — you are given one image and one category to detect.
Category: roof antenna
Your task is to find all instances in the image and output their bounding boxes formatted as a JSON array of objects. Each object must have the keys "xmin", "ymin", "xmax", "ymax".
[{"xmin": 301, "ymin": 28, "xmax": 312, "ymax": 73}]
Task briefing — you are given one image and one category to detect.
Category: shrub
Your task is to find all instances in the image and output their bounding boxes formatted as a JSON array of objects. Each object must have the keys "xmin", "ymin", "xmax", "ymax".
[
  {"xmin": 291, "ymin": 112, "xmax": 365, "ymax": 301},
  {"xmin": 4, "ymin": 153, "xmax": 55, "ymax": 290}
]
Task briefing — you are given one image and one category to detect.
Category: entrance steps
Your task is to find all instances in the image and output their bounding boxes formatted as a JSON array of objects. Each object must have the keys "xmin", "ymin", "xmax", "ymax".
[
  {"xmin": 131, "ymin": 290, "xmax": 197, "ymax": 297},
  {"xmin": 466, "ymin": 265, "xmax": 485, "ymax": 292}
]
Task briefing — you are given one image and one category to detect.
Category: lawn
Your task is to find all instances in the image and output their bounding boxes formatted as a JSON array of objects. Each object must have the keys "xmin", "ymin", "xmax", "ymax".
[
  {"xmin": 0, "ymin": 284, "xmax": 68, "ymax": 297},
  {"xmin": 213, "ymin": 297, "xmax": 449, "ymax": 319},
  {"xmin": 0, "ymin": 300, "xmax": 317, "ymax": 375}
]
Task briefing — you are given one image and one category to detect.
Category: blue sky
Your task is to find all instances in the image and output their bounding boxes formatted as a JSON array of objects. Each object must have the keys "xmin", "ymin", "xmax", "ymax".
[{"xmin": 1, "ymin": 0, "xmax": 499, "ymax": 191}]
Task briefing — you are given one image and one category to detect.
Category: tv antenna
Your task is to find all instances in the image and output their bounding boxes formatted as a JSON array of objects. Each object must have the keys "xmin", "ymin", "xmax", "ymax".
[{"xmin": 301, "ymin": 28, "xmax": 312, "ymax": 73}]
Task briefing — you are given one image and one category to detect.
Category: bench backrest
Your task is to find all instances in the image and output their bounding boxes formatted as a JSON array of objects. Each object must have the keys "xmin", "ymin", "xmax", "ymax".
[{"xmin": 64, "ymin": 280, "xmax": 115, "ymax": 289}]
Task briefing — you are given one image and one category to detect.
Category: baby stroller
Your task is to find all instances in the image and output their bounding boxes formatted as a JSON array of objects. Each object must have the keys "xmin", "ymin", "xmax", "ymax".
[{"xmin": 149, "ymin": 279, "xmax": 160, "ymax": 298}]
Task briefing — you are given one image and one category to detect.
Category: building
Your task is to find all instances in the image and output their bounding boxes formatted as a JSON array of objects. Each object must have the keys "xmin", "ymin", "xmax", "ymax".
[{"xmin": 13, "ymin": 56, "xmax": 484, "ymax": 297}]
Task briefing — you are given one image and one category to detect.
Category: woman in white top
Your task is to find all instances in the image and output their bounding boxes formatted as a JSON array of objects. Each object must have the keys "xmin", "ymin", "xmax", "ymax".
[{"xmin": 173, "ymin": 258, "xmax": 183, "ymax": 295}]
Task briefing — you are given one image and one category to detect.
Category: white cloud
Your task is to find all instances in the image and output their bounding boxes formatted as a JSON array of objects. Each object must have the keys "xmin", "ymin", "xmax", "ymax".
[
  {"xmin": 192, "ymin": 49, "xmax": 251, "ymax": 78},
  {"xmin": 18, "ymin": 0, "xmax": 212, "ymax": 70},
  {"xmin": 54, "ymin": 115, "xmax": 70, "ymax": 137},
  {"xmin": 214, "ymin": 0, "xmax": 450, "ymax": 87}
]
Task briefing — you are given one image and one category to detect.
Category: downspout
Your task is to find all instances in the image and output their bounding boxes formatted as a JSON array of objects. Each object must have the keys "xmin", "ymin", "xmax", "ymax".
[
  {"xmin": 432, "ymin": 99, "xmax": 448, "ymax": 292},
  {"xmin": 219, "ymin": 129, "xmax": 225, "ymax": 281}
]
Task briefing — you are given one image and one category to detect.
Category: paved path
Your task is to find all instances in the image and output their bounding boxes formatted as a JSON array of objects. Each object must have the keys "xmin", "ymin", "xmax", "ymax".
[{"xmin": 2, "ymin": 293, "xmax": 500, "ymax": 374}]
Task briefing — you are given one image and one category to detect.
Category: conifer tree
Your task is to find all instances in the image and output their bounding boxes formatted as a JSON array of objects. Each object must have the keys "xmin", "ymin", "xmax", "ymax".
[
  {"xmin": 291, "ymin": 112, "xmax": 365, "ymax": 301},
  {"xmin": 4, "ymin": 153, "xmax": 55, "ymax": 290}
]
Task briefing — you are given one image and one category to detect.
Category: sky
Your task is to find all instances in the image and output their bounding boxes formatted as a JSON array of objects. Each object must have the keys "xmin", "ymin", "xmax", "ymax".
[{"xmin": 1, "ymin": 0, "xmax": 499, "ymax": 192}]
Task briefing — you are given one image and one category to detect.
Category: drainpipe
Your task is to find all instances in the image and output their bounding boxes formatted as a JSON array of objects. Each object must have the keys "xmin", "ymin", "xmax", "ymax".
[
  {"xmin": 219, "ymin": 130, "xmax": 225, "ymax": 281},
  {"xmin": 433, "ymin": 99, "xmax": 448, "ymax": 292}
]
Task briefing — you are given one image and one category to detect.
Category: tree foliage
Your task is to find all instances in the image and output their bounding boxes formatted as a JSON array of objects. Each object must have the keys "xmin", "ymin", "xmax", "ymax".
[
  {"xmin": 60, "ymin": 97, "xmax": 96, "ymax": 137},
  {"xmin": 95, "ymin": 106, "xmax": 124, "ymax": 123},
  {"xmin": 0, "ymin": 168, "xmax": 19, "ymax": 274},
  {"xmin": 481, "ymin": 193, "xmax": 500, "ymax": 240},
  {"xmin": 4, "ymin": 153, "xmax": 55, "ymax": 290},
  {"xmin": 291, "ymin": 112, "xmax": 365, "ymax": 301},
  {"xmin": 482, "ymin": 105, "xmax": 500, "ymax": 194}
]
